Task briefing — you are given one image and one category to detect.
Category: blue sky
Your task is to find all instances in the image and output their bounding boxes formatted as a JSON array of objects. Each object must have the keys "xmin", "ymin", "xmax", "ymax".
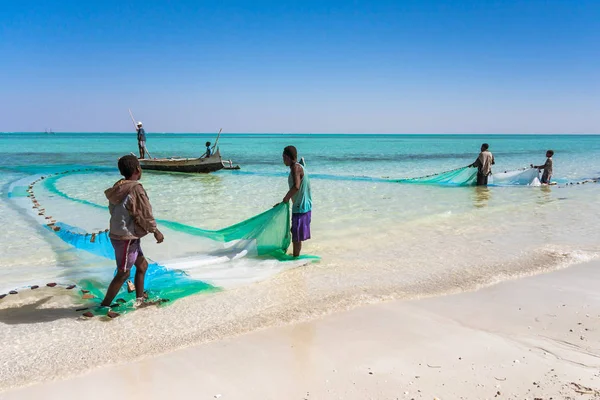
[{"xmin": 1, "ymin": 0, "xmax": 598, "ymax": 133}]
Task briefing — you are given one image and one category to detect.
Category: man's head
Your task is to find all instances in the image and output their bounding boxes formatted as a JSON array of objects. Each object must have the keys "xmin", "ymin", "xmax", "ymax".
[
  {"xmin": 481, "ymin": 143, "xmax": 489, "ymax": 151},
  {"xmin": 546, "ymin": 150, "xmax": 554, "ymax": 157},
  {"xmin": 137, "ymin": 122, "xmax": 143, "ymax": 128},
  {"xmin": 206, "ymin": 141, "xmax": 211, "ymax": 147},
  {"xmin": 282, "ymin": 146, "xmax": 297, "ymax": 167},
  {"xmin": 118, "ymin": 154, "xmax": 142, "ymax": 180}
]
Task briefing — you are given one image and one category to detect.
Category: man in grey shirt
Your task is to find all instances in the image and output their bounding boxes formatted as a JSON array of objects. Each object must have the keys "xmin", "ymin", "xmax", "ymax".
[
  {"xmin": 470, "ymin": 143, "xmax": 495, "ymax": 186},
  {"xmin": 531, "ymin": 150, "xmax": 554, "ymax": 184}
]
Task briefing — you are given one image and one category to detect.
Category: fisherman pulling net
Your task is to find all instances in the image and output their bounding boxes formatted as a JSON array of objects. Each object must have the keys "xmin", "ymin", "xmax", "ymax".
[
  {"xmin": 4, "ymin": 168, "xmax": 318, "ymax": 318},
  {"xmin": 393, "ymin": 166, "xmax": 541, "ymax": 187}
]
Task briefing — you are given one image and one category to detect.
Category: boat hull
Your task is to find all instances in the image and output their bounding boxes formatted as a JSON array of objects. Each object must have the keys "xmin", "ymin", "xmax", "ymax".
[{"xmin": 139, "ymin": 150, "xmax": 225, "ymax": 173}]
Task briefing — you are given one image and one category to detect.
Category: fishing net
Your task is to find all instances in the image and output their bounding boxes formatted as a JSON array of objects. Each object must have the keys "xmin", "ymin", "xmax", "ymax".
[
  {"xmin": 44, "ymin": 223, "xmax": 205, "ymax": 303},
  {"xmin": 55, "ymin": 203, "xmax": 301, "ymax": 263},
  {"xmin": 52, "ymin": 223, "xmax": 115, "ymax": 260},
  {"xmin": 75, "ymin": 261, "xmax": 216, "ymax": 316},
  {"xmin": 394, "ymin": 167, "xmax": 478, "ymax": 186},
  {"xmin": 42, "ymin": 172, "xmax": 302, "ymax": 259},
  {"xmin": 52, "ymin": 202, "xmax": 309, "ymax": 314},
  {"xmin": 158, "ymin": 204, "xmax": 298, "ymax": 260},
  {"xmin": 393, "ymin": 166, "xmax": 541, "ymax": 187},
  {"xmin": 489, "ymin": 168, "xmax": 541, "ymax": 186},
  {"xmin": 41, "ymin": 220, "xmax": 218, "ymax": 315},
  {"xmin": 5, "ymin": 170, "xmax": 318, "ymax": 317}
]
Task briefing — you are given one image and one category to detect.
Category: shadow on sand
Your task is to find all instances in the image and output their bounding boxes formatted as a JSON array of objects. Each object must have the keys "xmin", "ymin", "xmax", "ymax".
[{"xmin": 0, "ymin": 296, "xmax": 79, "ymax": 325}]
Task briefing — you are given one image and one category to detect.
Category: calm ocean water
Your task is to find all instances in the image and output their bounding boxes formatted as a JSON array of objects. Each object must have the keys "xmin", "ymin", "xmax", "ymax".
[
  {"xmin": 1, "ymin": 132, "xmax": 600, "ymax": 389},
  {"xmin": 2, "ymin": 132, "xmax": 600, "ymax": 179}
]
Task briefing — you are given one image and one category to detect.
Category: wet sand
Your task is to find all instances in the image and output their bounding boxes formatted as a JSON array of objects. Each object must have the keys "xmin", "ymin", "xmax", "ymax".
[{"xmin": 3, "ymin": 260, "xmax": 599, "ymax": 399}]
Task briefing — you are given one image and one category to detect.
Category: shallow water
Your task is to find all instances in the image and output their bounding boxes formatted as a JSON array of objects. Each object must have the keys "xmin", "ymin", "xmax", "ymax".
[{"xmin": 1, "ymin": 133, "xmax": 599, "ymax": 389}]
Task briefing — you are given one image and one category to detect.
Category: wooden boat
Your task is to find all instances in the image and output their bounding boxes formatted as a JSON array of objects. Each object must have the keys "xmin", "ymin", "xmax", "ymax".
[{"xmin": 139, "ymin": 149, "xmax": 226, "ymax": 173}]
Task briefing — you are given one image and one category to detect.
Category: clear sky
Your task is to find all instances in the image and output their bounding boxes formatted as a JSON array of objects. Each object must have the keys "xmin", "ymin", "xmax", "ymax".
[{"xmin": 1, "ymin": 0, "xmax": 598, "ymax": 133}]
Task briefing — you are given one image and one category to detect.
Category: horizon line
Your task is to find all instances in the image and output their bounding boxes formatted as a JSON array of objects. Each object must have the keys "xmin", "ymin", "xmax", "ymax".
[{"xmin": 2, "ymin": 132, "xmax": 599, "ymax": 135}]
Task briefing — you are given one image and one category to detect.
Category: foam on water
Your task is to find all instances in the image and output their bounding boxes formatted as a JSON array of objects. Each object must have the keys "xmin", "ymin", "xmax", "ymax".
[{"xmin": 1, "ymin": 133, "xmax": 600, "ymax": 390}]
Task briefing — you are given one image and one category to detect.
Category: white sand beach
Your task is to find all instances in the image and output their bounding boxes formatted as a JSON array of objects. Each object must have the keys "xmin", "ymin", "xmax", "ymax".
[{"xmin": 3, "ymin": 260, "xmax": 599, "ymax": 400}]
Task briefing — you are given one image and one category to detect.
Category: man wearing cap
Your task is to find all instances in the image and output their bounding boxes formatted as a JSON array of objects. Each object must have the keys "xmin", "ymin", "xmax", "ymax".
[{"xmin": 136, "ymin": 122, "xmax": 147, "ymax": 159}]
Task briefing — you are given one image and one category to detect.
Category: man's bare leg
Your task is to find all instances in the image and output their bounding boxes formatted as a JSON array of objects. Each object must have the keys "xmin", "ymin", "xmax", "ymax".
[
  {"xmin": 293, "ymin": 241, "xmax": 302, "ymax": 257},
  {"xmin": 100, "ymin": 270, "xmax": 129, "ymax": 307},
  {"xmin": 134, "ymin": 255, "xmax": 148, "ymax": 299}
]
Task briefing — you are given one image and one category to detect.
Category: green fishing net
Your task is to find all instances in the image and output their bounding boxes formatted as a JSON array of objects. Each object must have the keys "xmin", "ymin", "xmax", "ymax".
[
  {"xmin": 54, "ymin": 202, "xmax": 316, "ymax": 316},
  {"xmin": 394, "ymin": 166, "xmax": 541, "ymax": 186},
  {"xmin": 394, "ymin": 167, "xmax": 478, "ymax": 186},
  {"xmin": 6, "ymin": 170, "xmax": 318, "ymax": 317}
]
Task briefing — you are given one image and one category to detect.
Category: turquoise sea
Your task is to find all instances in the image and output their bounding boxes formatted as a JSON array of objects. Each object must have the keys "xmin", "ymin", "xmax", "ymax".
[
  {"xmin": 2, "ymin": 132, "xmax": 600, "ymax": 179},
  {"xmin": 1, "ymin": 132, "xmax": 600, "ymax": 389}
]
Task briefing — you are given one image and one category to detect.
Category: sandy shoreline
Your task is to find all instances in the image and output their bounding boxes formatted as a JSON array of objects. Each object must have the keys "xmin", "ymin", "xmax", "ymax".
[{"xmin": 3, "ymin": 261, "xmax": 599, "ymax": 399}]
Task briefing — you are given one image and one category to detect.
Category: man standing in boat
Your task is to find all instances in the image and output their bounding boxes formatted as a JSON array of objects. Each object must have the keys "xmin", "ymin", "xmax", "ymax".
[{"xmin": 136, "ymin": 122, "xmax": 146, "ymax": 159}]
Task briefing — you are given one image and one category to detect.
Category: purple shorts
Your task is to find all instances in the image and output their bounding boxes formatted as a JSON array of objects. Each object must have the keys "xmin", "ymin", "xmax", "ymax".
[
  {"xmin": 111, "ymin": 238, "xmax": 143, "ymax": 272},
  {"xmin": 291, "ymin": 211, "xmax": 311, "ymax": 243}
]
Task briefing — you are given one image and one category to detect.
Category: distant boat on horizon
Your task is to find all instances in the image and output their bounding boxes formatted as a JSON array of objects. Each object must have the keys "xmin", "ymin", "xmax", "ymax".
[{"xmin": 45, "ymin": 128, "xmax": 55, "ymax": 135}]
